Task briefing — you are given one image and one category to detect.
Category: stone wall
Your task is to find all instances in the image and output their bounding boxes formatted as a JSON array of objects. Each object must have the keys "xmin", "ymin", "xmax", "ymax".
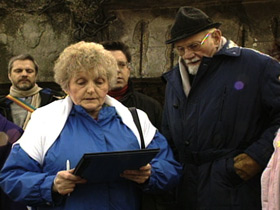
[
  {"xmin": 0, "ymin": 0, "xmax": 279, "ymax": 104},
  {"xmin": 105, "ymin": 1, "xmax": 280, "ymax": 79}
]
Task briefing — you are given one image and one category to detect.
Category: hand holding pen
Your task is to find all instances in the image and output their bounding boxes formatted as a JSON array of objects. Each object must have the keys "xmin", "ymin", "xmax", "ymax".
[{"xmin": 52, "ymin": 160, "xmax": 87, "ymax": 196}]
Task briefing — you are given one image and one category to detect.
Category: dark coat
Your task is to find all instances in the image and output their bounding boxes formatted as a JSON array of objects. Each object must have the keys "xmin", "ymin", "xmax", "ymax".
[
  {"xmin": 0, "ymin": 88, "xmax": 63, "ymax": 123},
  {"xmin": 119, "ymin": 80, "xmax": 163, "ymax": 131},
  {"xmin": 0, "ymin": 87, "xmax": 63, "ymax": 210},
  {"xmin": 116, "ymin": 81, "xmax": 167, "ymax": 210},
  {"xmin": 162, "ymin": 40, "xmax": 280, "ymax": 210}
]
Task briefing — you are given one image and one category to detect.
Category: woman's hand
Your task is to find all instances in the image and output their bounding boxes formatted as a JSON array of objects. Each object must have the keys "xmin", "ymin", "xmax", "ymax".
[
  {"xmin": 120, "ymin": 164, "xmax": 152, "ymax": 184},
  {"xmin": 52, "ymin": 169, "xmax": 87, "ymax": 195}
]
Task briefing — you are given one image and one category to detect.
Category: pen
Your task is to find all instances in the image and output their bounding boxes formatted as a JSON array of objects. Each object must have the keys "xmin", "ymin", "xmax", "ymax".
[
  {"xmin": 66, "ymin": 160, "xmax": 70, "ymax": 171},
  {"xmin": 66, "ymin": 160, "xmax": 70, "ymax": 196}
]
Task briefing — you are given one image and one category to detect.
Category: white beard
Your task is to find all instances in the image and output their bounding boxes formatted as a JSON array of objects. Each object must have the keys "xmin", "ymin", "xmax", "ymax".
[
  {"xmin": 187, "ymin": 64, "xmax": 199, "ymax": 75},
  {"xmin": 184, "ymin": 58, "xmax": 200, "ymax": 75}
]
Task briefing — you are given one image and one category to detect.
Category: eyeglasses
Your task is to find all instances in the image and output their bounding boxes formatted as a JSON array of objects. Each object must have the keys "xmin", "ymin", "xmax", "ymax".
[
  {"xmin": 175, "ymin": 30, "xmax": 216, "ymax": 56},
  {"xmin": 117, "ymin": 61, "xmax": 130, "ymax": 70}
]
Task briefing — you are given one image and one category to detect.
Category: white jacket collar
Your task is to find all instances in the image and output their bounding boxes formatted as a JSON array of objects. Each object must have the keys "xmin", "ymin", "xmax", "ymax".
[{"xmin": 16, "ymin": 95, "xmax": 156, "ymax": 165}]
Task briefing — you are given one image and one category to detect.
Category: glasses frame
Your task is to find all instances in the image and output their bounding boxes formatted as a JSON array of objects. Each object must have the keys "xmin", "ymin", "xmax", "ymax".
[
  {"xmin": 175, "ymin": 29, "xmax": 216, "ymax": 56},
  {"xmin": 117, "ymin": 61, "xmax": 130, "ymax": 70}
]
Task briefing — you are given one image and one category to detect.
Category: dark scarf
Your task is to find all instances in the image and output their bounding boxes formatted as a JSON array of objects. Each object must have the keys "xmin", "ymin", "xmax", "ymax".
[{"xmin": 108, "ymin": 85, "xmax": 129, "ymax": 100}]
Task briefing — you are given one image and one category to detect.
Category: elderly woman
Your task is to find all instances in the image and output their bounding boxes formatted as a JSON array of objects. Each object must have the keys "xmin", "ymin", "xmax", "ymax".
[{"xmin": 0, "ymin": 41, "xmax": 182, "ymax": 210}]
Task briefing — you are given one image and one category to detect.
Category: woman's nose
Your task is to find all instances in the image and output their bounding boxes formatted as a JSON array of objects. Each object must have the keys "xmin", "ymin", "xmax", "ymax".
[{"xmin": 87, "ymin": 82, "xmax": 96, "ymax": 94}]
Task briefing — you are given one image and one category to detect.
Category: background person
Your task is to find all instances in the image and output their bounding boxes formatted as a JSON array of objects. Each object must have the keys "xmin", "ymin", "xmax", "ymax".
[
  {"xmin": 262, "ymin": 129, "xmax": 280, "ymax": 210},
  {"xmin": 102, "ymin": 41, "xmax": 169, "ymax": 210},
  {"xmin": 0, "ymin": 54, "xmax": 63, "ymax": 130},
  {"xmin": 0, "ymin": 114, "xmax": 24, "ymax": 210},
  {"xmin": 0, "ymin": 41, "xmax": 182, "ymax": 210},
  {"xmin": 102, "ymin": 41, "xmax": 163, "ymax": 131},
  {"xmin": 162, "ymin": 6, "xmax": 280, "ymax": 210},
  {"xmin": 0, "ymin": 54, "xmax": 63, "ymax": 210}
]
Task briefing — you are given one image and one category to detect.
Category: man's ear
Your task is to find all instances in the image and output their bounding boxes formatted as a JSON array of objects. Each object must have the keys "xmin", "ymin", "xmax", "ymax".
[
  {"xmin": 212, "ymin": 29, "xmax": 222, "ymax": 45},
  {"xmin": 127, "ymin": 64, "xmax": 131, "ymax": 75},
  {"xmin": 8, "ymin": 73, "xmax": 12, "ymax": 81}
]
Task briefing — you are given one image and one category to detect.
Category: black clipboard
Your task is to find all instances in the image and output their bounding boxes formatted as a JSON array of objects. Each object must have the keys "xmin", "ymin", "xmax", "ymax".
[{"xmin": 73, "ymin": 148, "xmax": 160, "ymax": 183}]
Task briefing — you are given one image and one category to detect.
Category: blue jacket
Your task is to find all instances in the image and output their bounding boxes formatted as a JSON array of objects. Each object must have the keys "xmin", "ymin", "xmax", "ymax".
[
  {"xmin": 162, "ymin": 40, "xmax": 280, "ymax": 209},
  {"xmin": 0, "ymin": 104, "xmax": 182, "ymax": 210}
]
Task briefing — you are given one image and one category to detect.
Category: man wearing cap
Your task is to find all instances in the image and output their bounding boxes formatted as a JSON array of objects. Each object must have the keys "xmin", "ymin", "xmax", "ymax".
[{"xmin": 162, "ymin": 6, "xmax": 280, "ymax": 209}]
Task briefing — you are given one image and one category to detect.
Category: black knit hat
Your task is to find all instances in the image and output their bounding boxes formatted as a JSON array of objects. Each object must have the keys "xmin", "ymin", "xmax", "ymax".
[{"xmin": 166, "ymin": 6, "xmax": 221, "ymax": 44}]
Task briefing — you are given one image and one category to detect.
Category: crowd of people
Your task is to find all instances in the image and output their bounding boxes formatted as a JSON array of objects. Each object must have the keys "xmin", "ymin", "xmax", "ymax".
[{"xmin": 0, "ymin": 5, "xmax": 280, "ymax": 210}]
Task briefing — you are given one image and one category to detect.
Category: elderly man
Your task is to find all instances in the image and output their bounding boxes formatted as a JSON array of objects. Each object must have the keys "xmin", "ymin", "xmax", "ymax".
[
  {"xmin": 0, "ymin": 54, "xmax": 63, "ymax": 130},
  {"xmin": 162, "ymin": 6, "xmax": 280, "ymax": 210}
]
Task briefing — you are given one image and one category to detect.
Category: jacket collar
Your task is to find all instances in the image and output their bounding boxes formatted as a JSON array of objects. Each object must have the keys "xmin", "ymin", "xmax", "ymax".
[
  {"xmin": 216, "ymin": 39, "xmax": 240, "ymax": 57},
  {"xmin": 162, "ymin": 65, "xmax": 187, "ymax": 100}
]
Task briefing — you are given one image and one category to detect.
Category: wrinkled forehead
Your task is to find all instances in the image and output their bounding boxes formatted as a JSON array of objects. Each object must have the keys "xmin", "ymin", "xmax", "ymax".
[{"xmin": 11, "ymin": 59, "xmax": 36, "ymax": 69}]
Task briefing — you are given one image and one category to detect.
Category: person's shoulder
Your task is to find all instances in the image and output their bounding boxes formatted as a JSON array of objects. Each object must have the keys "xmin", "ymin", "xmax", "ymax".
[
  {"xmin": 0, "ymin": 95, "xmax": 7, "ymax": 102},
  {"xmin": 34, "ymin": 97, "xmax": 69, "ymax": 116},
  {"xmin": 40, "ymin": 88, "xmax": 66, "ymax": 99},
  {"xmin": 132, "ymin": 91, "xmax": 162, "ymax": 110},
  {"xmin": 162, "ymin": 65, "xmax": 179, "ymax": 77},
  {"xmin": 240, "ymin": 47, "xmax": 277, "ymax": 62},
  {"xmin": 162, "ymin": 65, "xmax": 180, "ymax": 83},
  {"xmin": 0, "ymin": 95, "xmax": 11, "ymax": 106}
]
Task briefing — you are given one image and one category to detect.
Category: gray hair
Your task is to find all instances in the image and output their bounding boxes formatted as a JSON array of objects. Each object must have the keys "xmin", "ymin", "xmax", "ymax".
[
  {"xmin": 8, "ymin": 54, "xmax": 39, "ymax": 75},
  {"xmin": 53, "ymin": 41, "xmax": 117, "ymax": 91}
]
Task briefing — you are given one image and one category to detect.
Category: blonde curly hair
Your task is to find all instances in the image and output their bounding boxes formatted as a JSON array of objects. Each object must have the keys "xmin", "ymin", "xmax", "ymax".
[{"xmin": 53, "ymin": 41, "xmax": 117, "ymax": 91}]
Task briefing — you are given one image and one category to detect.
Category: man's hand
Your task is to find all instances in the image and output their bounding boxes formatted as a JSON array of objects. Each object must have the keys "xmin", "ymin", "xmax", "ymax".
[
  {"xmin": 120, "ymin": 164, "xmax": 152, "ymax": 184},
  {"xmin": 52, "ymin": 169, "xmax": 87, "ymax": 195},
  {"xmin": 233, "ymin": 153, "xmax": 262, "ymax": 181}
]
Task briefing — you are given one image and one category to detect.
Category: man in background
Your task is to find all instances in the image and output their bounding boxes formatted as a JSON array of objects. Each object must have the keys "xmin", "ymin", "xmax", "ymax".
[
  {"xmin": 0, "ymin": 54, "xmax": 63, "ymax": 210},
  {"xmin": 102, "ymin": 41, "xmax": 170, "ymax": 210},
  {"xmin": 102, "ymin": 41, "xmax": 162, "ymax": 131},
  {"xmin": 0, "ymin": 54, "xmax": 63, "ymax": 129},
  {"xmin": 162, "ymin": 6, "xmax": 280, "ymax": 209}
]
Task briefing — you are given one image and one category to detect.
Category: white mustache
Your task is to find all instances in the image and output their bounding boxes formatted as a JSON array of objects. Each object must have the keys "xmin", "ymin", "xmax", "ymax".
[{"xmin": 184, "ymin": 58, "xmax": 200, "ymax": 64}]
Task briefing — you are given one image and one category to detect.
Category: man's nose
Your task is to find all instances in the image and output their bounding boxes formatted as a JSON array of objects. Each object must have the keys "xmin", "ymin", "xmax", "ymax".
[
  {"xmin": 21, "ymin": 70, "xmax": 28, "ymax": 76},
  {"xmin": 182, "ymin": 49, "xmax": 195, "ymax": 60},
  {"xmin": 117, "ymin": 66, "xmax": 121, "ymax": 73}
]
